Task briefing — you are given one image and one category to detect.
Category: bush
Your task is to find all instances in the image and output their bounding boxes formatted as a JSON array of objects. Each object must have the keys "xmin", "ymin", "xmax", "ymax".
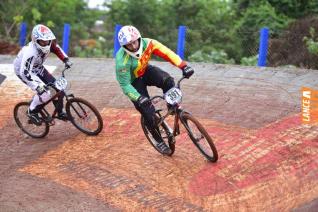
[
  {"xmin": 303, "ymin": 27, "xmax": 318, "ymax": 55},
  {"xmin": 189, "ymin": 49, "xmax": 235, "ymax": 64},
  {"xmin": 240, "ymin": 54, "xmax": 258, "ymax": 66}
]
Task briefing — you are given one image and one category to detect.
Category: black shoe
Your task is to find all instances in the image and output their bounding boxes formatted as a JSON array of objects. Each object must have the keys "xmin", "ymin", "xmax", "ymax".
[
  {"xmin": 148, "ymin": 127, "xmax": 171, "ymax": 155},
  {"xmin": 57, "ymin": 111, "xmax": 68, "ymax": 121},
  {"xmin": 156, "ymin": 141, "xmax": 172, "ymax": 155},
  {"xmin": 27, "ymin": 108, "xmax": 42, "ymax": 125}
]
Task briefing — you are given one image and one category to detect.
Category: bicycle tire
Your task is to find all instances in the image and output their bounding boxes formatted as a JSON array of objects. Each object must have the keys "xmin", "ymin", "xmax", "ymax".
[
  {"xmin": 66, "ymin": 97, "xmax": 103, "ymax": 135},
  {"xmin": 13, "ymin": 102, "xmax": 50, "ymax": 138},
  {"xmin": 180, "ymin": 112, "xmax": 218, "ymax": 162},
  {"xmin": 141, "ymin": 112, "xmax": 175, "ymax": 156}
]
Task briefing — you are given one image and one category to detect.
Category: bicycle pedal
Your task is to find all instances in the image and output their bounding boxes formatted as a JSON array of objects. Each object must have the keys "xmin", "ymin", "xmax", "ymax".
[{"xmin": 49, "ymin": 120, "xmax": 55, "ymax": 126}]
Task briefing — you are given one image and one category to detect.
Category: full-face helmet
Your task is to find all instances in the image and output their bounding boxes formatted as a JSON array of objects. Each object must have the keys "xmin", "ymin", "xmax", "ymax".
[
  {"xmin": 31, "ymin": 24, "xmax": 56, "ymax": 54},
  {"xmin": 118, "ymin": 25, "xmax": 143, "ymax": 58}
]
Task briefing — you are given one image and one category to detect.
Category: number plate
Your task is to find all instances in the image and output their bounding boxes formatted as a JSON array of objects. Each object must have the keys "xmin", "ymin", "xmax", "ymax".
[
  {"xmin": 164, "ymin": 87, "xmax": 182, "ymax": 105},
  {"xmin": 54, "ymin": 77, "xmax": 68, "ymax": 90}
]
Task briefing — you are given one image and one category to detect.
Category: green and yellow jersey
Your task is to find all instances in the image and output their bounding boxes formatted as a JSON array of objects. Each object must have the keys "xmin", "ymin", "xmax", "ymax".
[{"xmin": 115, "ymin": 38, "xmax": 186, "ymax": 101}]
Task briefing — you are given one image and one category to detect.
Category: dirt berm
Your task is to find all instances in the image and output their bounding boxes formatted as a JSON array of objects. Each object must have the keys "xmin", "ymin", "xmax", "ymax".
[{"xmin": 0, "ymin": 55, "xmax": 317, "ymax": 211}]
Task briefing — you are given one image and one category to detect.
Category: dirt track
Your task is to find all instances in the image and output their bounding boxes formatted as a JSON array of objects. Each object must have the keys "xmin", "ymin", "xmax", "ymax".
[{"xmin": 0, "ymin": 55, "xmax": 317, "ymax": 211}]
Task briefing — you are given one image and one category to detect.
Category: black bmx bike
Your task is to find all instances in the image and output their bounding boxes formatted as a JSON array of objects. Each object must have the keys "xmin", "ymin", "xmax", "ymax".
[
  {"xmin": 141, "ymin": 76, "xmax": 218, "ymax": 162},
  {"xmin": 13, "ymin": 67, "xmax": 103, "ymax": 138}
]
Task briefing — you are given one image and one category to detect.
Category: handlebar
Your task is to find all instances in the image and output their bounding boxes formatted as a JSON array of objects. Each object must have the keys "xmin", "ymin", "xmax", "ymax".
[
  {"xmin": 61, "ymin": 66, "xmax": 70, "ymax": 77},
  {"xmin": 176, "ymin": 76, "xmax": 186, "ymax": 89},
  {"xmin": 45, "ymin": 66, "xmax": 71, "ymax": 88}
]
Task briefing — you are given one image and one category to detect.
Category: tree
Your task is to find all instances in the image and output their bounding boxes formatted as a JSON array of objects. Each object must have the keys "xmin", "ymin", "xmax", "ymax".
[
  {"xmin": 0, "ymin": 0, "xmax": 32, "ymax": 40},
  {"xmin": 232, "ymin": 0, "xmax": 318, "ymax": 19},
  {"xmin": 233, "ymin": 1, "xmax": 291, "ymax": 60},
  {"xmin": 0, "ymin": 0, "xmax": 103, "ymax": 53}
]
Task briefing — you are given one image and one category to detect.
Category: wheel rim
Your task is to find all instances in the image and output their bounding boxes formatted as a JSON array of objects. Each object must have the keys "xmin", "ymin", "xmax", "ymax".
[
  {"xmin": 185, "ymin": 119, "xmax": 216, "ymax": 159},
  {"xmin": 142, "ymin": 117, "xmax": 173, "ymax": 155},
  {"xmin": 68, "ymin": 101, "xmax": 101, "ymax": 133},
  {"xmin": 15, "ymin": 103, "xmax": 48, "ymax": 138}
]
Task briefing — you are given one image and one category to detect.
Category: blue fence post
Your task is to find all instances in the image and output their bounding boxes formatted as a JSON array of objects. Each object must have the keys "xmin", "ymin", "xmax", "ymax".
[
  {"xmin": 62, "ymin": 23, "xmax": 71, "ymax": 54},
  {"xmin": 258, "ymin": 27, "xmax": 269, "ymax": 67},
  {"xmin": 113, "ymin": 24, "xmax": 122, "ymax": 57},
  {"xmin": 177, "ymin": 25, "xmax": 187, "ymax": 60},
  {"xmin": 19, "ymin": 22, "xmax": 27, "ymax": 47}
]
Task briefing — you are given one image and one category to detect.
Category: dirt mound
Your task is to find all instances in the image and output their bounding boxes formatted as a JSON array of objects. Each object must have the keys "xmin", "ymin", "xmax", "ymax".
[{"xmin": 0, "ymin": 40, "xmax": 20, "ymax": 55}]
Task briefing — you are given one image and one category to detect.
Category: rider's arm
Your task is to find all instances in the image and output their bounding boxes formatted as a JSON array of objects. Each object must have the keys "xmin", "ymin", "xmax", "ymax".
[
  {"xmin": 50, "ymin": 40, "xmax": 68, "ymax": 61},
  {"xmin": 151, "ymin": 39, "xmax": 187, "ymax": 69},
  {"xmin": 19, "ymin": 52, "xmax": 43, "ymax": 90},
  {"xmin": 116, "ymin": 62, "xmax": 141, "ymax": 101}
]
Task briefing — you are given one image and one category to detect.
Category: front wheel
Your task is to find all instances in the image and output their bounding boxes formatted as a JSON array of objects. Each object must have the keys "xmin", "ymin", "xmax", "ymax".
[
  {"xmin": 13, "ymin": 102, "xmax": 50, "ymax": 138},
  {"xmin": 66, "ymin": 97, "xmax": 103, "ymax": 135},
  {"xmin": 180, "ymin": 112, "xmax": 218, "ymax": 162}
]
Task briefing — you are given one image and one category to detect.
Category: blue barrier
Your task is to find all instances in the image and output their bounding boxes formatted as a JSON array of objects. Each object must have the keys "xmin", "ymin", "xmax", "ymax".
[
  {"xmin": 19, "ymin": 22, "xmax": 27, "ymax": 47},
  {"xmin": 113, "ymin": 24, "xmax": 122, "ymax": 57},
  {"xmin": 111, "ymin": 25, "xmax": 268, "ymax": 64},
  {"xmin": 62, "ymin": 23, "xmax": 71, "ymax": 54},
  {"xmin": 177, "ymin": 26, "xmax": 187, "ymax": 60},
  {"xmin": 258, "ymin": 27, "xmax": 269, "ymax": 67}
]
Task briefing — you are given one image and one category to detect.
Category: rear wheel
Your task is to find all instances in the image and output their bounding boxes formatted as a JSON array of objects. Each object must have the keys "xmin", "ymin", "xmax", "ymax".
[
  {"xmin": 66, "ymin": 97, "xmax": 103, "ymax": 135},
  {"xmin": 141, "ymin": 111, "xmax": 175, "ymax": 156},
  {"xmin": 13, "ymin": 102, "xmax": 49, "ymax": 138},
  {"xmin": 180, "ymin": 112, "xmax": 218, "ymax": 162}
]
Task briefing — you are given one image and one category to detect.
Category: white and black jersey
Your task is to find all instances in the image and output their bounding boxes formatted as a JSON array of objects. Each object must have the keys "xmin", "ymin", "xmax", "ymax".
[{"xmin": 13, "ymin": 40, "xmax": 68, "ymax": 90}]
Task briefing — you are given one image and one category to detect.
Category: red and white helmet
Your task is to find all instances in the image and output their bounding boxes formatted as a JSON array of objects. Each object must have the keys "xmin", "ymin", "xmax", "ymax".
[
  {"xmin": 118, "ymin": 25, "xmax": 143, "ymax": 58},
  {"xmin": 31, "ymin": 24, "xmax": 56, "ymax": 54}
]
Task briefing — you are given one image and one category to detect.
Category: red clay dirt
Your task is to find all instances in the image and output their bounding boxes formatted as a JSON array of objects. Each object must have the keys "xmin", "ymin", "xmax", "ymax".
[{"xmin": 0, "ymin": 56, "xmax": 317, "ymax": 211}]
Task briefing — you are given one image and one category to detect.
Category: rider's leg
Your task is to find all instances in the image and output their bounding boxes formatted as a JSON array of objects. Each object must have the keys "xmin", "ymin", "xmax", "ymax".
[
  {"xmin": 29, "ymin": 91, "xmax": 51, "ymax": 110},
  {"xmin": 131, "ymin": 77, "xmax": 171, "ymax": 154},
  {"xmin": 39, "ymin": 68, "xmax": 67, "ymax": 119},
  {"xmin": 143, "ymin": 65, "xmax": 176, "ymax": 112},
  {"xmin": 15, "ymin": 67, "xmax": 52, "ymax": 122},
  {"xmin": 131, "ymin": 77, "xmax": 157, "ymax": 129},
  {"xmin": 142, "ymin": 65, "xmax": 175, "ymax": 92},
  {"xmin": 27, "ymin": 89, "xmax": 51, "ymax": 123}
]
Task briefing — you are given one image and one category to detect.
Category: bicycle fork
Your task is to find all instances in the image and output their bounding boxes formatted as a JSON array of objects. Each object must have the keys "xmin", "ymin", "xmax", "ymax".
[{"xmin": 68, "ymin": 98, "xmax": 88, "ymax": 120}]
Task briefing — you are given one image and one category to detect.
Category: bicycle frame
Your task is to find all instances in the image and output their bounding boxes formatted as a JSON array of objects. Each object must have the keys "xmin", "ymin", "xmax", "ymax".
[
  {"xmin": 150, "ymin": 77, "xmax": 188, "ymax": 140},
  {"xmin": 143, "ymin": 76, "xmax": 218, "ymax": 161},
  {"xmin": 36, "ymin": 67, "xmax": 76, "ymax": 123}
]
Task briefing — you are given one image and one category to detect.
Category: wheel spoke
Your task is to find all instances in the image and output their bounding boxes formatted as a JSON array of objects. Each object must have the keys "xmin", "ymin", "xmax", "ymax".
[
  {"xmin": 14, "ymin": 102, "xmax": 49, "ymax": 138},
  {"xmin": 66, "ymin": 98, "xmax": 103, "ymax": 135},
  {"xmin": 182, "ymin": 113, "xmax": 218, "ymax": 162},
  {"xmin": 141, "ymin": 114, "xmax": 175, "ymax": 156}
]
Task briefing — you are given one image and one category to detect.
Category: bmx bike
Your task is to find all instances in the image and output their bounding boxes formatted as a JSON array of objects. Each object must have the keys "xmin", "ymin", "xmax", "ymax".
[
  {"xmin": 13, "ymin": 67, "xmax": 103, "ymax": 138},
  {"xmin": 141, "ymin": 76, "xmax": 218, "ymax": 162}
]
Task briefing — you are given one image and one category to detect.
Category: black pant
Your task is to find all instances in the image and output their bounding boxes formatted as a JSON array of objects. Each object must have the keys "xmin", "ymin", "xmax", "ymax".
[{"xmin": 131, "ymin": 65, "xmax": 175, "ymax": 130}]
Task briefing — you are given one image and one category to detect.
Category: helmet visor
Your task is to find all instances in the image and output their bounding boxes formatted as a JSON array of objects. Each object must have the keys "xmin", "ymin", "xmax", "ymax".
[
  {"xmin": 124, "ymin": 39, "xmax": 140, "ymax": 52},
  {"xmin": 37, "ymin": 40, "xmax": 51, "ymax": 47}
]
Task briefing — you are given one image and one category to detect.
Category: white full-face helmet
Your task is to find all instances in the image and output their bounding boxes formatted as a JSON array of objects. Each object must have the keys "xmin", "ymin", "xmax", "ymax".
[
  {"xmin": 117, "ymin": 25, "xmax": 143, "ymax": 58},
  {"xmin": 31, "ymin": 24, "xmax": 56, "ymax": 54}
]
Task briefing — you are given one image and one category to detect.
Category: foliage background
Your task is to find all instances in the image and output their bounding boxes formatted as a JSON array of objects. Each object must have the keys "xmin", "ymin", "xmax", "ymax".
[{"xmin": 1, "ymin": 0, "xmax": 318, "ymax": 68}]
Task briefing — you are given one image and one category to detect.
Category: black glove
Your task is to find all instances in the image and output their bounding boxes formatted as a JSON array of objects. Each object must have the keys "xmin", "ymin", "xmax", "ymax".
[
  {"xmin": 36, "ymin": 84, "xmax": 47, "ymax": 95},
  {"xmin": 63, "ymin": 58, "xmax": 73, "ymax": 69},
  {"xmin": 137, "ymin": 95, "xmax": 150, "ymax": 107},
  {"xmin": 182, "ymin": 65, "xmax": 194, "ymax": 79}
]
